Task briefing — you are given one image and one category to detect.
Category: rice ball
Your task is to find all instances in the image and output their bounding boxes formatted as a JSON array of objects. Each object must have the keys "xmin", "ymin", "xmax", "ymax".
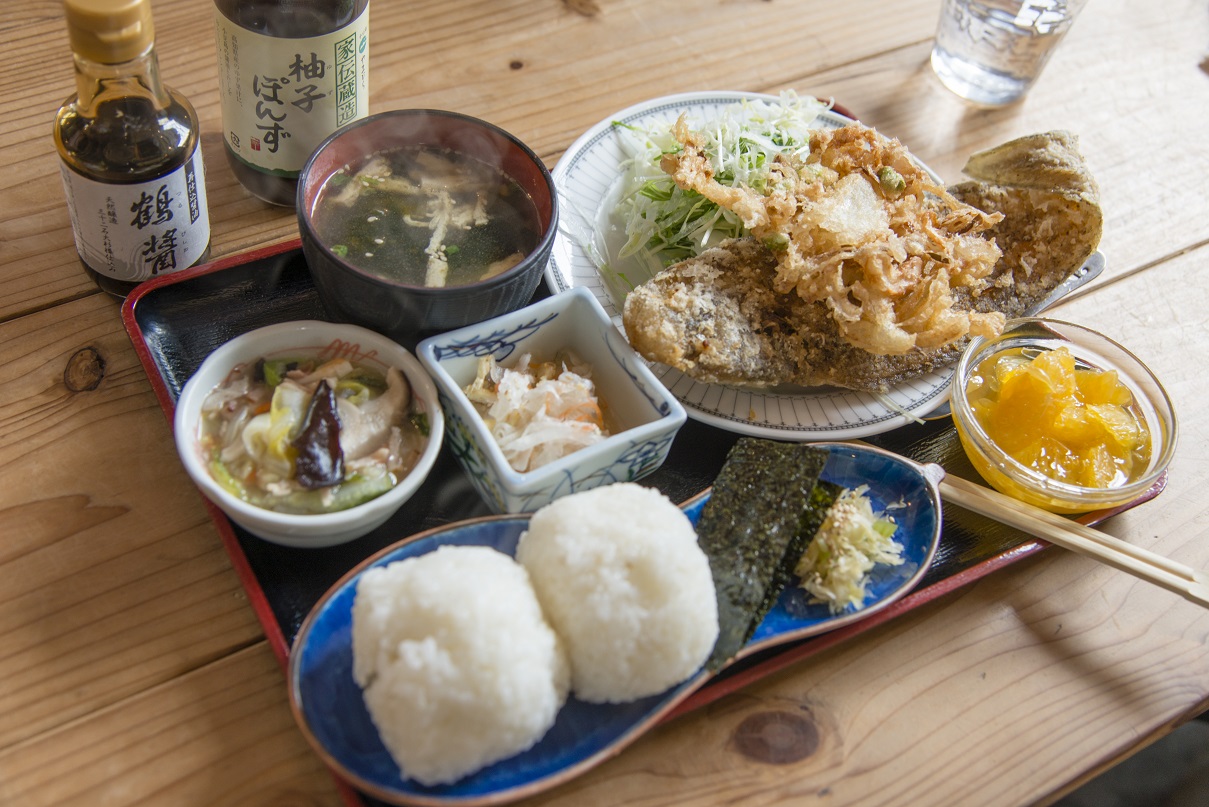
[
  {"xmin": 351, "ymin": 545, "xmax": 569, "ymax": 786},
  {"xmin": 515, "ymin": 483, "xmax": 719, "ymax": 703}
]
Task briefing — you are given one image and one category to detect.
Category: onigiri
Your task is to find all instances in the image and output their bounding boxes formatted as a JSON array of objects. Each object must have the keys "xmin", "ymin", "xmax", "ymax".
[
  {"xmin": 515, "ymin": 483, "xmax": 719, "ymax": 703},
  {"xmin": 351, "ymin": 545, "xmax": 569, "ymax": 786}
]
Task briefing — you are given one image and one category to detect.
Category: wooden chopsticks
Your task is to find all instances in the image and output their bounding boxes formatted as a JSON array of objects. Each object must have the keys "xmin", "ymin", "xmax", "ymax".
[{"xmin": 939, "ymin": 474, "xmax": 1209, "ymax": 608}]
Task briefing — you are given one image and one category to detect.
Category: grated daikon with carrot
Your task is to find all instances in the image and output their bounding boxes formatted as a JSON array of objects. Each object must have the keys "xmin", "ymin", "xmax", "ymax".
[{"xmin": 463, "ymin": 352, "xmax": 611, "ymax": 473}]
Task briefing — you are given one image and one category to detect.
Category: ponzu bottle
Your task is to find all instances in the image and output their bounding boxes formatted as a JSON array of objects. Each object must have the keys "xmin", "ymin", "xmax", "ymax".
[{"xmin": 213, "ymin": 0, "xmax": 371, "ymax": 206}]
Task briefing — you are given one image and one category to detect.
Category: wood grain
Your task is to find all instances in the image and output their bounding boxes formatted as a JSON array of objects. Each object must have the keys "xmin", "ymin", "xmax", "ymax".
[
  {"xmin": 1, "ymin": 0, "xmax": 1208, "ymax": 804},
  {"xmin": 0, "ymin": 294, "xmax": 263, "ymax": 748},
  {"xmin": 0, "ymin": 645, "xmax": 341, "ymax": 807}
]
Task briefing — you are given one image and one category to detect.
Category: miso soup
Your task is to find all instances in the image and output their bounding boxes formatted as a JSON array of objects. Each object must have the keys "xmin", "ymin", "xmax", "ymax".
[{"xmin": 312, "ymin": 145, "xmax": 542, "ymax": 288}]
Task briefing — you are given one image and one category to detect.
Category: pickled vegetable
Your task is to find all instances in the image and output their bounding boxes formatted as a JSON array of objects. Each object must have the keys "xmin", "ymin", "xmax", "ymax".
[
  {"xmin": 965, "ymin": 346, "xmax": 1150, "ymax": 489},
  {"xmin": 794, "ymin": 484, "xmax": 903, "ymax": 614}
]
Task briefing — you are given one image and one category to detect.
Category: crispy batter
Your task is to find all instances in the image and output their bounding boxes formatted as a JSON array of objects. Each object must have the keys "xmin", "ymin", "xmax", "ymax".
[
  {"xmin": 621, "ymin": 237, "xmax": 798, "ymax": 387},
  {"xmin": 949, "ymin": 130, "xmax": 1102, "ymax": 308},
  {"xmin": 623, "ymin": 131, "xmax": 1102, "ymax": 393},
  {"xmin": 660, "ymin": 120, "xmax": 1005, "ymax": 355}
]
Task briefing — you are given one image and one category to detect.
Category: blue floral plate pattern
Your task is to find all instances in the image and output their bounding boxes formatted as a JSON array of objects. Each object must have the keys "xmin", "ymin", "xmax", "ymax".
[{"xmin": 288, "ymin": 443, "xmax": 943, "ymax": 806}]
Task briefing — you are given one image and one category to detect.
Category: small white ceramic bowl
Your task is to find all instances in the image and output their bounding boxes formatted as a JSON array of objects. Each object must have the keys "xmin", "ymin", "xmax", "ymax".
[
  {"xmin": 416, "ymin": 286, "xmax": 686, "ymax": 514},
  {"xmin": 174, "ymin": 321, "xmax": 444, "ymax": 547}
]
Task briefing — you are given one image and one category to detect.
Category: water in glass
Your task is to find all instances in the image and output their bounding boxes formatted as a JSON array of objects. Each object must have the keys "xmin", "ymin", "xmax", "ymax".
[{"xmin": 931, "ymin": 0, "xmax": 1087, "ymax": 105}]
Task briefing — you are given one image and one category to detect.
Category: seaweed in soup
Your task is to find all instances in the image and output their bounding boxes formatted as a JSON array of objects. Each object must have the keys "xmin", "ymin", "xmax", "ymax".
[{"xmin": 313, "ymin": 146, "xmax": 541, "ymax": 288}]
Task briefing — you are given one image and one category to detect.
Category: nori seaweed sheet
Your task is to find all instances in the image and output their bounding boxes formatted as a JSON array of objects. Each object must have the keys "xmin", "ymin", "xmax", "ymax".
[
  {"xmin": 767, "ymin": 479, "xmax": 842, "ymax": 600},
  {"xmin": 698, "ymin": 438, "xmax": 829, "ymax": 670}
]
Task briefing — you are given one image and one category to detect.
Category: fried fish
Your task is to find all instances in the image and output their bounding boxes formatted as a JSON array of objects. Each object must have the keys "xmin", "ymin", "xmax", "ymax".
[{"xmin": 621, "ymin": 130, "xmax": 1102, "ymax": 393}]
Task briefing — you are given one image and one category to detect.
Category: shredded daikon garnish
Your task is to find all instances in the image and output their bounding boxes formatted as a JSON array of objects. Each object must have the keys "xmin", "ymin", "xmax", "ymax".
[
  {"xmin": 464, "ymin": 353, "xmax": 610, "ymax": 473},
  {"xmin": 795, "ymin": 485, "xmax": 904, "ymax": 613}
]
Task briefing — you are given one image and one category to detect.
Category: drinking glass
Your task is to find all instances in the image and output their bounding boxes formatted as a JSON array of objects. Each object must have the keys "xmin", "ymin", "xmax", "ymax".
[{"xmin": 930, "ymin": 0, "xmax": 1091, "ymax": 105}]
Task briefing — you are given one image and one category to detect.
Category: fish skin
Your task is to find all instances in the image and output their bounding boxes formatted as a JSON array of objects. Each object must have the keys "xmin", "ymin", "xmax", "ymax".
[
  {"xmin": 949, "ymin": 131, "xmax": 1102, "ymax": 318},
  {"xmin": 622, "ymin": 131, "xmax": 1102, "ymax": 394}
]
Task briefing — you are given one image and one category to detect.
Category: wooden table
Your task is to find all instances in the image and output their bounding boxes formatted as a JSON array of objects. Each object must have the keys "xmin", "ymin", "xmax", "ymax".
[{"xmin": 3, "ymin": 0, "xmax": 1207, "ymax": 804}]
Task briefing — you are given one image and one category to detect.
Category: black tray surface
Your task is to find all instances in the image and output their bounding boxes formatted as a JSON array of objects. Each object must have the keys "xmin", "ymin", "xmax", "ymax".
[
  {"xmin": 126, "ymin": 245, "xmax": 1157, "ymax": 806},
  {"xmin": 127, "ymin": 245, "xmax": 1116, "ymax": 645}
]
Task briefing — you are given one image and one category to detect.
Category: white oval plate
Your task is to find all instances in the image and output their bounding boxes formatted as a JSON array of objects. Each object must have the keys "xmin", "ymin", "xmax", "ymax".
[{"xmin": 545, "ymin": 91, "xmax": 957, "ymax": 441}]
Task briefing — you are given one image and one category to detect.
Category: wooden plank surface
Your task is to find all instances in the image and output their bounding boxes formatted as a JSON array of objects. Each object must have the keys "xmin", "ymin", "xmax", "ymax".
[
  {"xmin": 0, "ymin": 294, "xmax": 265, "ymax": 749},
  {"xmin": 0, "ymin": 645, "xmax": 342, "ymax": 806},
  {"xmin": 1, "ymin": 0, "xmax": 1207, "ymax": 805},
  {"xmin": 516, "ymin": 237, "xmax": 1209, "ymax": 807}
]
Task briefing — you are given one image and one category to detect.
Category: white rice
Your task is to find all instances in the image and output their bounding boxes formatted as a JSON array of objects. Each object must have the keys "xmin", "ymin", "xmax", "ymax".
[
  {"xmin": 516, "ymin": 483, "xmax": 719, "ymax": 703},
  {"xmin": 351, "ymin": 545, "xmax": 569, "ymax": 786}
]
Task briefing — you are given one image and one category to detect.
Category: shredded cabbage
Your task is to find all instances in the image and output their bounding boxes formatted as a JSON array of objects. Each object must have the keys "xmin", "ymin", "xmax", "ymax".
[
  {"xmin": 605, "ymin": 90, "xmax": 828, "ymax": 294},
  {"xmin": 795, "ymin": 485, "xmax": 904, "ymax": 613},
  {"xmin": 873, "ymin": 392, "xmax": 927, "ymax": 425}
]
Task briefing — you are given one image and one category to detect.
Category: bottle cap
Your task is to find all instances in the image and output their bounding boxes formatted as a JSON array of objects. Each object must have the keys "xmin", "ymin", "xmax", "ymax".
[{"xmin": 63, "ymin": 0, "xmax": 154, "ymax": 64}]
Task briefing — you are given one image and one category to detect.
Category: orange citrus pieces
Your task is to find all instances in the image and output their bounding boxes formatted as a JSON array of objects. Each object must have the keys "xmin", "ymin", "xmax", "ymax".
[{"xmin": 966, "ymin": 346, "xmax": 1150, "ymax": 489}]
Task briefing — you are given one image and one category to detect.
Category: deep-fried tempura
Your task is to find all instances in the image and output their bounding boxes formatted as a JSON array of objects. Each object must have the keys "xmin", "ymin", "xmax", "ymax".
[{"xmin": 660, "ymin": 120, "xmax": 1004, "ymax": 355}]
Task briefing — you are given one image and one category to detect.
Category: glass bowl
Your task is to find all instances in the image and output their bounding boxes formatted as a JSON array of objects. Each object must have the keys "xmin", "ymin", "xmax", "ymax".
[{"xmin": 949, "ymin": 318, "xmax": 1176, "ymax": 514}]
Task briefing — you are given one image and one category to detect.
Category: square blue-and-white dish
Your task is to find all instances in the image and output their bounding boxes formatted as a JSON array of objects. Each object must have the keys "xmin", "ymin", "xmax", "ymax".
[{"xmin": 417, "ymin": 286, "xmax": 686, "ymax": 514}]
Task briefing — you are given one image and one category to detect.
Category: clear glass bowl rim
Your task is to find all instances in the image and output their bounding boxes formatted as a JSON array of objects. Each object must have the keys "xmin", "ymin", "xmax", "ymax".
[{"xmin": 949, "ymin": 317, "xmax": 1178, "ymax": 507}]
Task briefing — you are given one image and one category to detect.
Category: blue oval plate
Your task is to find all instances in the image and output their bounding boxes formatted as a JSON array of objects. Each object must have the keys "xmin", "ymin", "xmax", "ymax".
[{"xmin": 287, "ymin": 442, "xmax": 944, "ymax": 806}]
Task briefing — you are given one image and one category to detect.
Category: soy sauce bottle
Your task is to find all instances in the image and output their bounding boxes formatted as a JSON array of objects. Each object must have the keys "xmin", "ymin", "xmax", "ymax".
[
  {"xmin": 214, "ymin": 0, "xmax": 370, "ymax": 206},
  {"xmin": 54, "ymin": 0, "xmax": 212, "ymax": 297}
]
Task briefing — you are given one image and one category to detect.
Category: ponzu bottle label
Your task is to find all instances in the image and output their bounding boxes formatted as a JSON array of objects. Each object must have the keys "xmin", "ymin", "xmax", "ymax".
[
  {"xmin": 59, "ymin": 143, "xmax": 210, "ymax": 283},
  {"xmin": 214, "ymin": 6, "xmax": 370, "ymax": 177}
]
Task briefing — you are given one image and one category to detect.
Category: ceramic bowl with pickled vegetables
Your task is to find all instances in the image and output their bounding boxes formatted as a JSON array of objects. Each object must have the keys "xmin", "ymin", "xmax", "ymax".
[
  {"xmin": 949, "ymin": 318, "xmax": 1176, "ymax": 514},
  {"xmin": 174, "ymin": 321, "xmax": 444, "ymax": 547},
  {"xmin": 297, "ymin": 109, "xmax": 558, "ymax": 341},
  {"xmin": 416, "ymin": 286, "xmax": 686, "ymax": 514}
]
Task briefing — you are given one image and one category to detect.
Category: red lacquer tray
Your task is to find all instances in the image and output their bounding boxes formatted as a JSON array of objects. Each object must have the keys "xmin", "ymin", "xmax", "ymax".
[{"xmin": 121, "ymin": 240, "xmax": 1165, "ymax": 807}]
